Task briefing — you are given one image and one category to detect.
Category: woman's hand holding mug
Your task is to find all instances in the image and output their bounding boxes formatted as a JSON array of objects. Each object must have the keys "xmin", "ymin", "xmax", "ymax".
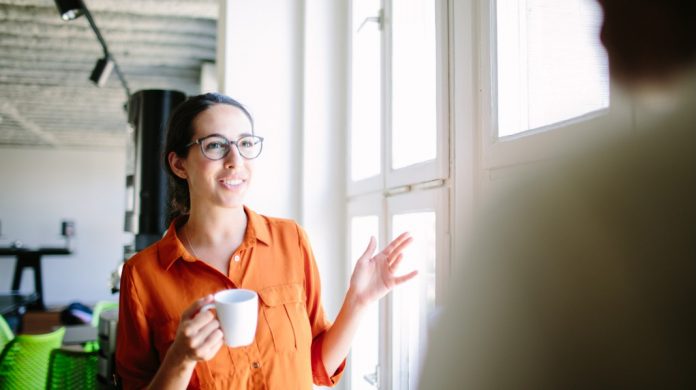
[{"xmin": 170, "ymin": 295, "xmax": 225, "ymax": 363}]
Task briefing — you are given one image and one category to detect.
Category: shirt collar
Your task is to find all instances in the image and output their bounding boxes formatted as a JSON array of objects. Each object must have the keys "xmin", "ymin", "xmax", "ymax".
[
  {"xmin": 157, "ymin": 205, "xmax": 271, "ymax": 271},
  {"xmin": 243, "ymin": 205, "xmax": 271, "ymax": 247},
  {"xmin": 157, "ymin": 217, "xmax": 193, "ymax": 271}
]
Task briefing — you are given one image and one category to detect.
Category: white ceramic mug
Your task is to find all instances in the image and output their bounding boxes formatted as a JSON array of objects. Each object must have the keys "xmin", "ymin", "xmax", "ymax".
[{"xmin": 200, "ymin": 289, "xmax": 258, "ymax": 347}]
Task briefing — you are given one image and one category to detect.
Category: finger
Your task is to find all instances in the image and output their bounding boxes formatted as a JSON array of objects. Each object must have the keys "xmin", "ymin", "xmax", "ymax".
[
  {"xmin": 358, "ymin": 236, "xmax": 377, "ymax": 261},
  {"xmin": 389, "ymin": 252, "xmax": 404, "ymax": 270},
  {"xmin": 197, "ymin": 329, "xmax": 224, "ymax": 360},
  {"xmin": 387, "ymin": 235, "xmax": 413, "ymax": 258},
  {"xmin": 182, "ymin": 307, "xmax": 216, "ymax": 338},
  {"xmin": 383, "ymin": 232, "xmax": 411, "ymax": 255},
  {"xmin": 201, "ymin": 337, "xmax": 224, "ymax": 361},
  {"xmin": 182, "ymin": 294, "xmax": 214, "ymax": 320},
  {"xmin": 393, "ymin": 270, "xmax": 419, "ymax": 285},
  {"xmin": 189, "ymin": 319, "xmax": 221, "ymax": 349},
  {"xmin": 204, "ymin": 328, "xmax": 224, "ymax": 347}
]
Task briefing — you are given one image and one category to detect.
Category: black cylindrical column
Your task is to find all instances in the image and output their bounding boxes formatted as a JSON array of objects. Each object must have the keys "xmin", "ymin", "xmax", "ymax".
[{"xmin": 128, "ymin": 89, "xmax": 186, "ymax": 250}]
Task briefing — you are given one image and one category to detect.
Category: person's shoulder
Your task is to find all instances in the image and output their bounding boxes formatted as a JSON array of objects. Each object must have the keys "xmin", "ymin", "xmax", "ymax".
[
  {"xmin": 261, "ymin": 214, "xmax": 298, "ymax": 228},
  {"xmin": 122, "ymin": 240, "xmax": 161, "ymax": 274},
  {"xmin": 248, "ymin": 208, "xmax": 301, "ymax": 231}
]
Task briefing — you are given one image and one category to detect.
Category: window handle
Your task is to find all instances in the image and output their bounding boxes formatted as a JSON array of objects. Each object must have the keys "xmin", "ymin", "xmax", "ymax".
[
  {"xmin": 357, "ymin": 9, "xmax": 384, "ymax": 32},
  {"xmin": 363, "ymin": 364, "xmax": 380, "ymax": 387}
]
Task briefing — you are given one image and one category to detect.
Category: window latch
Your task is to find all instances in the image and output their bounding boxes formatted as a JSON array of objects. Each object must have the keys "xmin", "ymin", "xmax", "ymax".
[
  {"xmin": 363, "ymin": 364, "xmax": 380, "ymax": 388},
  {"xmin": 357, "ymin": 9, "xmax": 384, "ymax": 32}
]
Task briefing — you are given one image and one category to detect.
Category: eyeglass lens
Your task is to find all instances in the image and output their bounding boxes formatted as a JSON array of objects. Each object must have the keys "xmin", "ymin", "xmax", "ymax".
[{"xmin": 200, "ymin": 135, "xmax": 262, "ymax": 160}]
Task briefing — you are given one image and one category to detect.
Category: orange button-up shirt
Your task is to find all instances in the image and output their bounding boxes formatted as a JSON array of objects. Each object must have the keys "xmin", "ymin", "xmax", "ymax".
[{"xmin": 116, "ymin": 207, "xmax": 345, "ymax": 389}]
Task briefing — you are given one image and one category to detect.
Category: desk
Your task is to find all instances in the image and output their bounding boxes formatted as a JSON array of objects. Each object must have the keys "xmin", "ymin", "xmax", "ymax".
[
  {"xmin": 0, "ymin": 292, "xmax": 39, "ymax": 316},
  {"xmin": 0, "ymin": 247, "xmax": 71, "ymax": 310},
  {"xmin": 59, "ymin": 324, "xmax": 98, "ymax": 345}
]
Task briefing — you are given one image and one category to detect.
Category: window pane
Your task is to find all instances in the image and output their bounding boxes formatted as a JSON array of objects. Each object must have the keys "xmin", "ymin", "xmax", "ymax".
[
  {"xmin": 391, "ymin": 0, "xmax": 437, "ymax": 170},
  {"xmin": 496, "ymin": 0, "xmax": 609, "ymax": 137},
  {"xmin": 350, "ymin": 216, "xmax": 380, "ymax": 389},
  {"xmin": 351, "ymin": 0, "xmax": 382, "ymax": 181},
  {"xmin": 391, "ymin": 212, "xmax": 436, "ymax": 389}
]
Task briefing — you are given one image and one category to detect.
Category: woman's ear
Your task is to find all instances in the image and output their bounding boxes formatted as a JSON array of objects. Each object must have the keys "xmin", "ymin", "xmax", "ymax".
[{"xmin": 168, "ymin": 151, "xmax": 188, "ymax": 180}]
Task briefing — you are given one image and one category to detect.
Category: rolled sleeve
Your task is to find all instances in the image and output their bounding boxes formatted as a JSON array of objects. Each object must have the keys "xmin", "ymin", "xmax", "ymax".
[{"xmin": 311, "ymin": 331, "xmax": 347, "ymax": 386}]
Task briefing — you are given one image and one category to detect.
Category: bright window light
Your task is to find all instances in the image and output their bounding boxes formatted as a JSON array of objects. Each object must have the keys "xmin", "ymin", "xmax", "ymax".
[
  {"xmin": 496, "ymin": 0, "xmax": 609, "ymax": 137},
  {"xmin": 351, "ymin": 0, "xmax": 382, "ymax": 181},
  {"xmin": 391, "ymin": 0, "xmax": 438, "ymax": 170}
]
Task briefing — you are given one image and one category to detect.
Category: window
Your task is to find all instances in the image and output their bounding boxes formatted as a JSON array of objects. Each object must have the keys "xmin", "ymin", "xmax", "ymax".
[
  {"xmin": 388, "ymin": 188, "xmax": 447, "ymax": 389},
  {"xmin": 351, "ymin": 0, "xmax": 383, "ymax": 183},
  {"xmin": 481, "ymin": 0, "xmax": 632, "ymax": 170},
  {"xmin": 347, "ymin": 0, "xmax": 450, "ymax": 389},
  {"xmin": 495, "ymin": 0, "xmax": 609, "ymax": 137},
  {"xmin": 391, "ymin": 0, "xmax": 438, "ymax": 169}
]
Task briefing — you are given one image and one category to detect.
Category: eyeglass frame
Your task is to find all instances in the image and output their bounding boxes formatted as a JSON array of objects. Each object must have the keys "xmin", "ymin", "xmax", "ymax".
[{"xmin": 185, "ymin": 133, "xmax": 265, "ymax": 160}]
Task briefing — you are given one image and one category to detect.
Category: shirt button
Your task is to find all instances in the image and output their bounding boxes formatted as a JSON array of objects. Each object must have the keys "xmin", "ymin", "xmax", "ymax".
[
  {"xmin": 251, "ymin": 361, "xmax": 261, "ymax": 369},
  {"xmin": 234, "ymin": 255, "xmax": 240, "ymax": 262}
]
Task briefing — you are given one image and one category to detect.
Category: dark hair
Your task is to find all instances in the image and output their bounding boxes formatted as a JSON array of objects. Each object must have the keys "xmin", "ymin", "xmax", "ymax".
[
  {"xmin": 598, "ymin": 0, "xmax": 696, "ymax": 83},
  {"xmin": 163, "ymin": 92, "xmax": 254, "ymax": 222}
]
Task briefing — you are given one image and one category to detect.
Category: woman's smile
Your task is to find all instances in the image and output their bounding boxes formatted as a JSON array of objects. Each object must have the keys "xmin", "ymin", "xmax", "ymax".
[{"xmin": 219, "ymin": 177, "xmax": 246, "ymax": 190}]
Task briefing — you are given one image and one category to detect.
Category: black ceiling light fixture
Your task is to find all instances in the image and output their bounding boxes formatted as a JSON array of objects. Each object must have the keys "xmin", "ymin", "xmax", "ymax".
[
  {"xmin": 55, "ymin": 0, "xmax": 84, "ymax": 20},
  {"xmin": 54, "ymin": 0, "xmax": 131, "ymax": 100}
]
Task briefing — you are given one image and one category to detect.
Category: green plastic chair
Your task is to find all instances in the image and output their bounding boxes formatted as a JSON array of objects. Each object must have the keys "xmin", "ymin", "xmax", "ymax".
[
  {"xmin": 0, "ymin": 326, "xmax": 65, "ymax": 389},
  {"xmin": 83, "ymin": 301, "xmax": 118, "ymax": 352},
  {"xmin": 0, "ymin": 315, "xmax": 14, "ymax": 354},
  {"xmin": 90, "ymin": 301, "xmax": 118, "ymax": 327},
  {"xmin": 46, "ymin": 348, "xmax": 99, "ymax": 390}
]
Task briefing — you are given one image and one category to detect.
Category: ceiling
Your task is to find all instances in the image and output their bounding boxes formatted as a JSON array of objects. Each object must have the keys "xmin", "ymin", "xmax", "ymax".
[{"xmin": 0, "ymin": 0, "xmax": 217, "ymax": 149}]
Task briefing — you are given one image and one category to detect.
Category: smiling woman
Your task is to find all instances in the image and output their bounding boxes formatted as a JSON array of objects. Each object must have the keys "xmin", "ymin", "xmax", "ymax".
[{"xmin": 115, "ymin": 93, "xmax": 418, "ymax": 389}]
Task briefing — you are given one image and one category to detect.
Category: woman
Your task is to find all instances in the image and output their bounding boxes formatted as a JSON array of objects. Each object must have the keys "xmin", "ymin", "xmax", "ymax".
[{"xmin": 116, "ymin": 93, "xmax": 417, "ymax": 389}]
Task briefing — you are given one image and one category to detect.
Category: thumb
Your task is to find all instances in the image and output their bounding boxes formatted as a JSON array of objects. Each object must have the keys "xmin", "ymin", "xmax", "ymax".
[{"xmin": 358, "ymin": 236, "xmax": 377, "ymax": 262}]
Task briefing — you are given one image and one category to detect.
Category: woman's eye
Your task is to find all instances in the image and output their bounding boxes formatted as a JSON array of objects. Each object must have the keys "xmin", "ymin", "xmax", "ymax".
[
  {"xmin": 205, "ymin": 142, "xmax": 225, "ymax": 150},
  {"xmin": 239, "ymin": 139, "xmax": 254, "ymax": 148}
]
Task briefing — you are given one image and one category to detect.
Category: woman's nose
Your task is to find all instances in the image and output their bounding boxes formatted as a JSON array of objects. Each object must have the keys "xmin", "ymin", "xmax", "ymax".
[{"xmin": 224, "ymin": 143, "xmax": 242, "ymax": 167}]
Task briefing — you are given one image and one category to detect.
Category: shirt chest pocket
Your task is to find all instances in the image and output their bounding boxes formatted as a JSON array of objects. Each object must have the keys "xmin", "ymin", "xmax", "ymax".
[{"xmin": 258, "ymin": 283, "xmax": 312, "ymax": 354}]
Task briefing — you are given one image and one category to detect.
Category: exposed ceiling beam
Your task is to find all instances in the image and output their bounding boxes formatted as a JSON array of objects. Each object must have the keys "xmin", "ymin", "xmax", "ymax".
[
  {"xmin": 0, "ymin": 63, "xmax": 202, "ymax": 79},
  {"xmin": 0, "ymin": 24, "xmax": 216, "ymax": 47},
  {"xmin": 0, "ymin": 101, "xmax": 60, "ymax": 146},
  {"xmin": 0, "ymin": 5, "xmax": 217, "ymax": 35},
  {"xmin": 0, "ymin": 0, "xmax": 218, "ymax": 19},
  {"xmin": 0, "ymin": 48, "xmax": 209, "ymax": 68},
  {"xmin": 0, "ymin": 36, "xmax": 216, "ymax": 59}
]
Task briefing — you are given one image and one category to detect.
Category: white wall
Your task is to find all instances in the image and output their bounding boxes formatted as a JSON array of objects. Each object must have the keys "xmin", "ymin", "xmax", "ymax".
[
  {"xmin": 218, "ymin": 0, "xmax": 303, "ymax": 221},
  {"xmin": 218, "ymin": 0, "xmax": 348, "ymax": 315},
  {"xmin": 301, "ymin": 0, "xmax": 349, "ymax": 318},
  {"xmin": 0, "ymin": 147, "xmax": 127, "ymax": 307},
  {"xmin": 219, "ymin": 3, "xmax": 348, "ymax": 388}
]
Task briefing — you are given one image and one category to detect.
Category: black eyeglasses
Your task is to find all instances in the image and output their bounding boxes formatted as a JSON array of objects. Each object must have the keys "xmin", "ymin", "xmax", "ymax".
[{"xmin": 186, "ymin": 134, "xmax": 264, "ymax": 160}]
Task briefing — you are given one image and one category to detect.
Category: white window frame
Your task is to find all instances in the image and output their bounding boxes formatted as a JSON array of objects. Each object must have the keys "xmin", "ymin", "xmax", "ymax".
[
  {"xmin": 347, "ymin": 0, "xmax": 385, "ymax": 196},
  {"xmin": 385, "ymin": 186, "xmax": 450, "ymax": 390},
  {"xmin": 383, "ymin": 0, "xmax": 451, "ymax": 189},
  {"xmin": 347, "ymin": 0, "xmax": 451, "ymax": 197},
  {"xmin": 450, "ymin": 0, "xmax": 635, "ymax": 272},
  {"xmin": 346, "ymin": 0, "xmax": 452, "ymax": 389},
  {"xmin": 480, "ymin": 0, "xmax": 634, "ymax": 170},
  {"xmin": 346, "ymin": 194, "xmax": 385, "ymax": 390}
]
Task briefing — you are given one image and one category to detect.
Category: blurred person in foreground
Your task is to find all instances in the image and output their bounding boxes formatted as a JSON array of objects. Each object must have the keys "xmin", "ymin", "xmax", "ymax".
[{"xmin": 419, "ymin": 0, "xmax": 695, "ymax": 388}]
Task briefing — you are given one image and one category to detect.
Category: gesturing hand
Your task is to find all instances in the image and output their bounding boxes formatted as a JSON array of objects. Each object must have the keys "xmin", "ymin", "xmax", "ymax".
[
  {"xmin": 349, "ymin": 232, "xmax": 418, "ymax": 308},
  {"xmin": 169, "ymin": 295, "xmax": 224, "ymax": 363}
]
